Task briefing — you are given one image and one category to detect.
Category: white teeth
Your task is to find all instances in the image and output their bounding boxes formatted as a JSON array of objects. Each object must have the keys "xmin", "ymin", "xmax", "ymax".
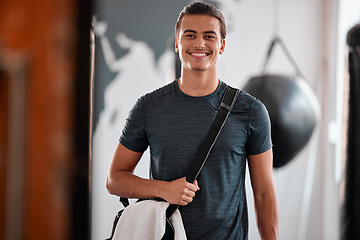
[{"xmin": 191, "ymin": 52, "xmax": 207, "ymax": 57}]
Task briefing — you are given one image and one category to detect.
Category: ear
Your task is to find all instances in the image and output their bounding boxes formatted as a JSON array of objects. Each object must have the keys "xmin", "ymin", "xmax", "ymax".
[
  {"xmin": 175, "ymin": 37, "xmax": 179, "ymax": 53},
  {"xmin": 219, "ymin": 39, "xmax": 225, "ymax": 54}
]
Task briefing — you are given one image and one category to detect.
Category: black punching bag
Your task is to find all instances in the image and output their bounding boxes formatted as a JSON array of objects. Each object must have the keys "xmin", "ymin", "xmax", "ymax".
[
  {"xmin": 341, "ymin": 23, "xmax": 360, "ymax": 240},
  {"xmin": 243, "ymin": 37, "xmax": 319, "ymax": 168}
]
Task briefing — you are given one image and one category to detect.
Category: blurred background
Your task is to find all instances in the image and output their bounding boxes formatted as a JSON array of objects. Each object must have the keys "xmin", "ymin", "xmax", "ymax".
[
  {"xmin": 1, "ymin": 0, "xmax": 360, "ymax": 239},
  {"xmin": 0, "ymin": 0, "xmax": 91, "ymax": 239}
]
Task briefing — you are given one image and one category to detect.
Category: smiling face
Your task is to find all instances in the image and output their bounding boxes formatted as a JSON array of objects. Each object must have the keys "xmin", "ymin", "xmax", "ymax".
[{"xmin": 175, "ymin": 15, "xmax": 225, "ymax": 74}]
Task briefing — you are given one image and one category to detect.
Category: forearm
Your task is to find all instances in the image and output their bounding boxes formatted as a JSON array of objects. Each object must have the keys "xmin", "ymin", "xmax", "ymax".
[
  {"xmin": 106, "ymin": 170, "xmax": 168, "ymax": 200},
  {"xmin": 247, "ymin": 149, "xmax": 278, "ymax": 239},
  {"xmin": 107, "ymin": 143, "xmax": 199, "ymax": 205},
  {"xmin": 254, "ymin": 191, "xmax": 279, "ymax": 240}
]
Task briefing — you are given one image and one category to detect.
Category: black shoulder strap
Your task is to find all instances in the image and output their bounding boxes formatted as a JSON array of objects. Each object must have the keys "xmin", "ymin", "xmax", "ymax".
[{"xmin": 166, "ymin": 85, "xmax": 240, "ymax": 218}]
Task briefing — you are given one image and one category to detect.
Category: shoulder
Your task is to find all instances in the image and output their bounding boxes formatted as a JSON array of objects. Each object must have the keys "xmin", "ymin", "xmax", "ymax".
[
  {"xmin": 218, "ymin": 81, "xmax": 263, "ymax": 113},
  {"xmin": 230, "ymin": 88, "xmax": 266, "ymax": 114},
  {"xmin": 239, "ymin": 91, "xmax": 270, "ymax": 125},
  {"xmin": 139, "ymin": 80, "xmax": 177, "ymax": 105}
]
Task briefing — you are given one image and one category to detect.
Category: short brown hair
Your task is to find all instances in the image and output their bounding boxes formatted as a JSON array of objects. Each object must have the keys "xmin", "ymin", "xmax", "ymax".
[{"xmin": 175, "ymin": 2, "xmax": 226, "ymax": 40}]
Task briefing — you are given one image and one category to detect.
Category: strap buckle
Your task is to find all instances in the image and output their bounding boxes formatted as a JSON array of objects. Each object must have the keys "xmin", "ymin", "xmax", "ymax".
[
  {"xmin": 219, "ymin": 87, "xmax": 239, "ymax": 111},
  {"xmin": 220, "ymin": 101, "xmax": 232, "ymax": 111}
]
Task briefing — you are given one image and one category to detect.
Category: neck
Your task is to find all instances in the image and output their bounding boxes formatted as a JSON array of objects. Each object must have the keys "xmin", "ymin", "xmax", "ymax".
[{"xmin": 178, "ymin": 69, "xmax": 219, "ymax": 97}]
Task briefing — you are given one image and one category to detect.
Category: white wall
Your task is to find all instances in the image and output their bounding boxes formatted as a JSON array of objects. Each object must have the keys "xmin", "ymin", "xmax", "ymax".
[{"xmin": 91, "ymin": 0, "xmax": 360, "ymax": 239}]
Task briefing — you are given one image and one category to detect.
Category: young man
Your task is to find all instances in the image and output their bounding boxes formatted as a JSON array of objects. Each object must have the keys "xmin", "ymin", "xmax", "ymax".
[{"xmin": 106, "ymin": 2, "xmax": 279, "ymax": 239}]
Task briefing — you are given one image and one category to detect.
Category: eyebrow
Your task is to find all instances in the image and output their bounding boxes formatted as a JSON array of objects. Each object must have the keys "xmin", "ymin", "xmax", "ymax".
[{"xmin": 183, "ymin": 30, "xmax": 217, "ymax": 35}]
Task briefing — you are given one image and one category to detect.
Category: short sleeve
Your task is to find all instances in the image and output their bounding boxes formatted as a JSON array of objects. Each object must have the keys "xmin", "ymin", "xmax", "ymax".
[
  {"xmin": 246, "ymin": 98, "xmax": 272, "ymax": 155},
  {"xmin": 119, "ymin": 96, "xmax": 149, "ymax": 152}
]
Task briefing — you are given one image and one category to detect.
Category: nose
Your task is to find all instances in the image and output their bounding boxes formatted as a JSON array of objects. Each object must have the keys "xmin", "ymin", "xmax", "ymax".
[{"xmin": 194, "ymin": 38, "xmax": 206, "ymax": 49}]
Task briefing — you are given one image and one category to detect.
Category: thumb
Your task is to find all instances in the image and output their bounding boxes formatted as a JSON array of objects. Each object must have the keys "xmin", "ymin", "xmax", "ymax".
[{"xmin": 193, "ymin": 180, "xmax": 200, "ymax": 190}]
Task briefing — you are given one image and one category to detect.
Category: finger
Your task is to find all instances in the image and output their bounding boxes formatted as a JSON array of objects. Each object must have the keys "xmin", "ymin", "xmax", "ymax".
[
  {"xmin": 182, "ymin": 195, "xmax": 194, "ymax": 204},
  {"xmin": 194, "ymin": 180, "xmax": 200, "ymax": 190},
  {"xmin": 185, "ymin": 189, "xmax": 195, "ymax": 198},
  {"xmin": 186, "ymin": 182, "xmax": 199, "ymax": 192},
  {"xmin": 179, "ymin": 200, "xmax": 188, "ymax": 206}
]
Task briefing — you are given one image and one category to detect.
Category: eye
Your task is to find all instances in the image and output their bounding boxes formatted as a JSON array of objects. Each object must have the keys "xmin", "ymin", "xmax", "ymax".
[
  {"xmin": 185, "ymin": 34, "xmax": 195, "ymax": 38},
  {"xmin": 205, "ymin": 35, "xmax": 215, "ymax": 40}
]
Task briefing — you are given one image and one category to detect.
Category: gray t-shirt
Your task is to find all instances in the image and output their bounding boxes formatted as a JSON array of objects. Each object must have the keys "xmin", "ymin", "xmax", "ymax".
[{"xmin": 119, "ymin": 80, "xmax": 272, "ymax": 240}]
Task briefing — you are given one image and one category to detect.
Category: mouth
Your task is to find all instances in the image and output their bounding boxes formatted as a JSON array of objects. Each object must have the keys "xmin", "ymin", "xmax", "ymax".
[{"xmin": 188, "ymin": 51, "xmax": 210, "ymax": 58}]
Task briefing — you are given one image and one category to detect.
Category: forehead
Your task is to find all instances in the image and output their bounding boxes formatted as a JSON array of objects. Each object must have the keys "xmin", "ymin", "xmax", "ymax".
[{"xmin": 179, "ymin": 15, "xmax": 221, "ymax": 34}]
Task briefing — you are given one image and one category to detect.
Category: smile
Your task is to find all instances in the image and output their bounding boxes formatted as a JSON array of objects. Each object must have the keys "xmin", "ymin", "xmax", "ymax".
[{"xmin": 189, "ymin": 52, "xmax": 210, "ymax": 58}]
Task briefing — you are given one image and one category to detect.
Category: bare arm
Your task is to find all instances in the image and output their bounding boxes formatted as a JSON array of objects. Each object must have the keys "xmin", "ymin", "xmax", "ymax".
[
  {"xmin": 248, "ymin": 148, "xmax": 279, "ymax": 240},
  {"xmin": 106, "ymin": 143, "xmax": 199, "ymax": 206}
]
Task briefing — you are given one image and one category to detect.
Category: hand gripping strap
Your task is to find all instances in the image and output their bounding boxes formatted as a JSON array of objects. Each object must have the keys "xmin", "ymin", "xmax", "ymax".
[{"xmin": 166, "ymin": 86, "xmax": 240, "ymax": 219}]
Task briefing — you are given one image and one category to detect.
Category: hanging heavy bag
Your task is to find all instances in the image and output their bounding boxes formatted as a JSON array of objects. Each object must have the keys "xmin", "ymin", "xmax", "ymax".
[
  {"xmin": 243, "ymin": 37, "xmax": 320, "ymax": 168},
  {"xmin": 106, "ymin": 86, "xmax": 240, "ymax": 240}
]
